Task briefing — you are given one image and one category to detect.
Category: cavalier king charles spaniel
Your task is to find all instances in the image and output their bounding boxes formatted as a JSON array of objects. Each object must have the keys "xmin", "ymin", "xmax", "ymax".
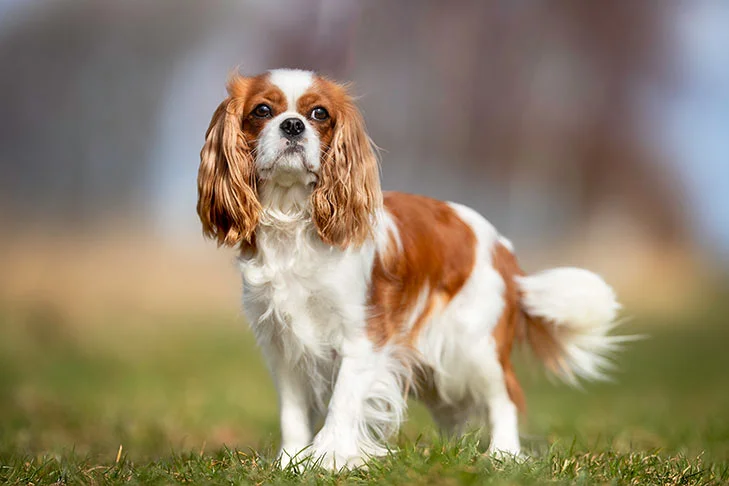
[{"xmin": 197, "ymin": 69, "xmax": 627, "ymax": 470}]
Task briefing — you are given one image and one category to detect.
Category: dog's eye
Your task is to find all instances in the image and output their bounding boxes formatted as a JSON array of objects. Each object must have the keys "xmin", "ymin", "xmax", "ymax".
[
  {"xmin": 310, "ymin": 107, "xmax": 329, "ymax": 121},
  {"xmin": 253, "ymin": 104, "xmax": 272, "ymax": 118}
]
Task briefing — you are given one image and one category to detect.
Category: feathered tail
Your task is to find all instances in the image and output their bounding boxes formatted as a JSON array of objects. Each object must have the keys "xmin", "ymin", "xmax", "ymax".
[{"xmin": 516, "ymin": 267, "xmax": 636, "ymax": 385}]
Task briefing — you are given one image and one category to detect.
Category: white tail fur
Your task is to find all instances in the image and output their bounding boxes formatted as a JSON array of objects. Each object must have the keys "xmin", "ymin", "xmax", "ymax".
[{"xmin": 516, "ymin": 267, "xmax": 633, "ymax": 385}]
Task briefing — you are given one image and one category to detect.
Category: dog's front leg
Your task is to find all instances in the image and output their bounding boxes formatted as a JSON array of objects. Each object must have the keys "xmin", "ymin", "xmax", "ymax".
[
  {"xmin": 267, "ymin": 351, "xmax": 314, "ymax": 467},
  {"xmin": 311, "ymin": 339, "xmax": 405, "ymax": 470}
]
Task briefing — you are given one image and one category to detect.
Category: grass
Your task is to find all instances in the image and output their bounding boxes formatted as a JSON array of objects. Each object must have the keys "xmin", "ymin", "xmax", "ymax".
[{"xmin": 1, "ymin": 301, "xmax": 728, "ymax": 484}]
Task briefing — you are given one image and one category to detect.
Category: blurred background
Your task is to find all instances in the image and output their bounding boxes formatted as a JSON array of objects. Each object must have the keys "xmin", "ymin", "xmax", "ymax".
[
  {"xmin": 1, "ymin": 0, "xmax": 728, "ymax": 463},
  {"xmin": 1, "ymin": 0, "xmax": 729, "ymax": 318}
]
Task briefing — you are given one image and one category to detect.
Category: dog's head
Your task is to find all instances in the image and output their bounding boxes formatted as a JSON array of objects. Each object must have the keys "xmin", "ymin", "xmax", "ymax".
[{"xmin": 197, "ymin": 69, "xmax": 382, "ymax": 249}]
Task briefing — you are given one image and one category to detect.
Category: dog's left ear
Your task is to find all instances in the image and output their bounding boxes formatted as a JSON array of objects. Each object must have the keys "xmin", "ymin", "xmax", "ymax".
[{"xmin": 311, "ymin": 93, "xmax": 383, "ymax": 248}]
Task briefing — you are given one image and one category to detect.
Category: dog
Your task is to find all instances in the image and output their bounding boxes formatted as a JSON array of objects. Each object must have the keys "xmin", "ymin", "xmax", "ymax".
[{"xmin": 197, "ymin": 68, "xmax": 626, "ymax": 470}]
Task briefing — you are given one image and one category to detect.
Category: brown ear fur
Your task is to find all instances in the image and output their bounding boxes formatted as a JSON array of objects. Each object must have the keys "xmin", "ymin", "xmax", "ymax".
[
  {"xmin": 311, "ymin": 97, "xmax": 382, "ymax": 248},
  {"xmin": 197, "ymin": 77, "xmax": 260, "ymax": 247}
]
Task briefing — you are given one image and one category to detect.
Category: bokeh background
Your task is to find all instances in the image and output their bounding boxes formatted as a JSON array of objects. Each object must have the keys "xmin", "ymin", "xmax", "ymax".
[{"xmin": 1, "ymin": 0, "xmax": 728, "ymax": 465}]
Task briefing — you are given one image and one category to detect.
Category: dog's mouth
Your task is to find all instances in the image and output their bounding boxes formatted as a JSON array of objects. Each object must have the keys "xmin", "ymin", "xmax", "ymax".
[
  {"xmin": 283, "ymin": 142, "xmax": 305, "ymax": 154},
  {"xmin": 258, "ymin": 144, "xmax": 318, "ymax": 182}
]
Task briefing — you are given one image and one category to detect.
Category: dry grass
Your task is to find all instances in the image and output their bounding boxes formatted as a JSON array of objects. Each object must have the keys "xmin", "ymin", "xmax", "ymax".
[{"xmin": 0, "ymin": 230, "xmax": 712, "ymax": 324}]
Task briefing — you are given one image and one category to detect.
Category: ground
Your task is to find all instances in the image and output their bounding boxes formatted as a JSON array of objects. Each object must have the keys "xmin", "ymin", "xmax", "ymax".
[{"xmin": 1, "ymin": 298, "xmax": 728, "ymax": 485}]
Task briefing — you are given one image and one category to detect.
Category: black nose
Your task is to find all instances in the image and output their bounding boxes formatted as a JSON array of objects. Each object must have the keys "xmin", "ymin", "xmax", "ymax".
[{"xmin": 280, "ymin": 117, "xmax": 305, "ymax": 139}]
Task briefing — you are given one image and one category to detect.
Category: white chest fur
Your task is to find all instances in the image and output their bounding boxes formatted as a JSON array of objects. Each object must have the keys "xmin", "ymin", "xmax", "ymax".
[{"xmin": 239, "ymin": 216, "xmax": 374, "ymax": 366}]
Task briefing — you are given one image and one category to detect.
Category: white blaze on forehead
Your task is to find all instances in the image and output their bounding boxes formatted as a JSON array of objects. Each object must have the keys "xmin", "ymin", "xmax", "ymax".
[{"xmin": 268, "ymin": 69, "xmax": 314, "ymax": 110}]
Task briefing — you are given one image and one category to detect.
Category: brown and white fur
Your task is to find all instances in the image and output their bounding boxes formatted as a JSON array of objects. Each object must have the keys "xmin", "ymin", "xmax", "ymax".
[{"xmin": 197, "ymin": 69, "xmax": 626, "ymax": 470}]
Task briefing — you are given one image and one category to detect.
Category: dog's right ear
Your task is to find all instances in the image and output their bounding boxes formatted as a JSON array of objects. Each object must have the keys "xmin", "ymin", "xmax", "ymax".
[{"xmin": 197, "ymin": 76, "xmax": 260, "ymax": 247}]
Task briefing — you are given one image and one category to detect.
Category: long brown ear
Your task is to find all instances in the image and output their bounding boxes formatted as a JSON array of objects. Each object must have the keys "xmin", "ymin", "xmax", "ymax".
[
  {"xmin": 311, "ymin": 98, "xmax": 383, "ymax": 248},
  {"xmin": 197, "ymin": 84, "xmax": 260, "ymax": 247}
]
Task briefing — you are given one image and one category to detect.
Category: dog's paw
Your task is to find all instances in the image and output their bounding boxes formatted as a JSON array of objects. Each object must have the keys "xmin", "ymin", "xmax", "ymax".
[
  {"xmin": 313, "ymin": 449, "xmax": 366, "ymax": 471},
  {"xmin": 310, "ymin": 433, "xmax": 366, "ymax": 471},
  {"xmin": 486, "ymin": 445, "xmax": 527, "ymax": 461}
]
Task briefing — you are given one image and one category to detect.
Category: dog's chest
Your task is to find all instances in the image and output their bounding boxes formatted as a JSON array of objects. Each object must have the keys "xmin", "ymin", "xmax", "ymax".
[{"xmin": 240, "ymin": 228, "xmax": 371, "ymax": 358}]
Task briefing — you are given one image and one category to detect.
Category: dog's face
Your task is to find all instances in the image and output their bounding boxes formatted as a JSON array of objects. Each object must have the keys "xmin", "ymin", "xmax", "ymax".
[
  {"xmin": 248, "ymin": 70, "xmax": 332, "ymax": 187},
  {"xmin": 197, "ymin": 69, "xmax": 382, "ymax": 249}
]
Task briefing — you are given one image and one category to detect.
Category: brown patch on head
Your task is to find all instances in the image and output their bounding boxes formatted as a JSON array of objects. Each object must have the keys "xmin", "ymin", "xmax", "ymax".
[
  {"xmin": 366, "ymin": 193, "xmax": 477, "ymax": 347},
  {"xmin": 491, "ymin": 241, "xmax": 526, "ymax": 412},
  {"xmin": 295, "ymin": 77, "xmax": 340, "ymax": 151},
  {"xmin": 234, "ymin": 74, "xmax": 287, "ymax": 153},
  {"xmin": 197, "ymin": 73, "xmax": 287, "ymax": 248},
  {"xmin": 308, "ymin": 76, "xmax": 382, "ymax": 248}
]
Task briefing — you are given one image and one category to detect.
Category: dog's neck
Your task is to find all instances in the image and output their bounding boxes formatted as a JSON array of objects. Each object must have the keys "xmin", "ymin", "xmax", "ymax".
[
  {"xmin": 248, "ymin": 180, "xmax": 320, "ymax": 261},
  {"xmin": 258, "ymin": 180, "xmax": 315, "ymax": 226}
]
